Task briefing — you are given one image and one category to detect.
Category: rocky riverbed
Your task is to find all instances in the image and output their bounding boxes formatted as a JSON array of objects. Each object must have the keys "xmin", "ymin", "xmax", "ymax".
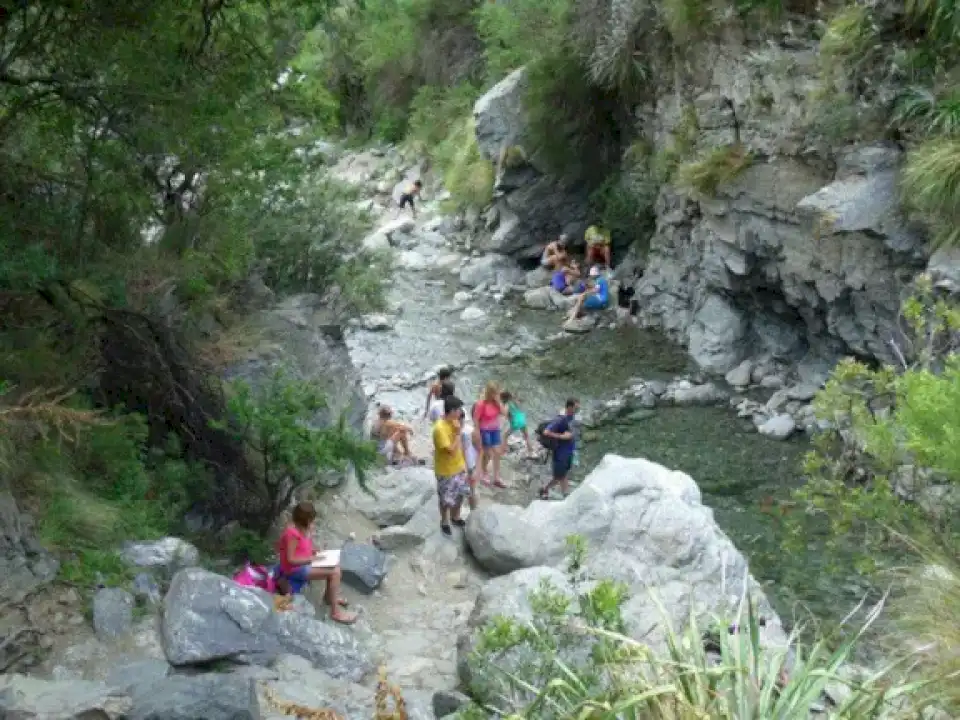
[{"xmin": 0, "ymin": 144, "xmax": 871, "ymax": 718}]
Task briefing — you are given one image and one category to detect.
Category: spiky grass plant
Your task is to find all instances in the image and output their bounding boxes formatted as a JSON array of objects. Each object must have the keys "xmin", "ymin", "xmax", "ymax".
[
  {"xmin": 505, "ymin": 594, "xmax": 935, "ymax": 719},
  {"xmin": 676, "ymin": 144, "xmax": 752, "ymax": 196},
  {"xmin": 906, "ymin": 0, "xmax": 960, "ymax": 55},
  {"xmin": 889, "ymin": 562, "xmax": 960, "ymax": 713},
  {"xmin": 893, "ymin": 86, "xmax": 960, "ymax": 137},
  {"xmin": 901, "ymin": 137, "xmax": 960, "ymax": 246}
]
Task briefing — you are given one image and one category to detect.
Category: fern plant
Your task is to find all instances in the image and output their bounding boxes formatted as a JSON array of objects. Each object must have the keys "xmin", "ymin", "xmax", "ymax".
[{"xmin": 901, "ymin": 138, "xmax": 960, "ymax": 247}]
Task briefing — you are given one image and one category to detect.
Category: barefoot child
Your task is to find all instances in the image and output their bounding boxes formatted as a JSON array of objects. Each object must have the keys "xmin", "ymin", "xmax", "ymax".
[
  {"xmin": 500, "ymin": 390, "xmax": 535, "ymax": 456},
  {"xmin": 275, "ymin": 501, "xmax": 356, "ymax": 624},
  {"xmin": 373, "ymin": 405, "xmax": 419, "ymax": 465},
  {"xmin": 461, "ymin": 409, "xmax": 481, "ymax": 510}
]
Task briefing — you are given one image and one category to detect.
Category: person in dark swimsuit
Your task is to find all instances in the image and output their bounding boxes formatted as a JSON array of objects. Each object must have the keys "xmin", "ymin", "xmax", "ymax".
[{"xmin": 398, "ymin": 180, "xmax": 423, "ymax": 218}]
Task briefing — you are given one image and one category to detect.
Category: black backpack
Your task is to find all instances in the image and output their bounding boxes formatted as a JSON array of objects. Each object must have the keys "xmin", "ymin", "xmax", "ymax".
[{"xmin": 535, "ymin": 417, "xmax": 561, "ymax": 452}]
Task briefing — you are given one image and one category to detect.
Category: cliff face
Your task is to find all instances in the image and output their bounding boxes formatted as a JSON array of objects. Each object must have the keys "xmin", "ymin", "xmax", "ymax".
[
  {"xmin": 473, "ymin": 11, "xmax": 939, "ymax": 378},
  {"xmin": 631, "ymin": 23, "xmax": 929, "ymax": 377}
]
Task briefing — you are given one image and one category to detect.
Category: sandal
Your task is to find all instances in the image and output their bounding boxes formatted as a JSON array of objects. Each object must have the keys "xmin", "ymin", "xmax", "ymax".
[
  {"xmin": 493, "ymin": 478, "xmax": 507, "ymax": 489},
  {"xmin": 538, "ymin": 488, "xmax": 550, "ymax": 500},
  {"xmin": 331, "ymin": 610, "xmax": 358, "ymax": 625},
  {"xmin": 441, "ymin": 524, "xmax": 452, "ymax": 536},
  {"xmin": 326, "ymin": 598, "xmax": 350, "ymax": 608},
  {"xmin": 452, "ymin": 518, "xmax": 466, "ymax": 528}
]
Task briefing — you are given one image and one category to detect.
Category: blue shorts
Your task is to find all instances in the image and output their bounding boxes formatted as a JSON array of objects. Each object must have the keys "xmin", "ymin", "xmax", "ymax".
[
  {"xmin": 280, "ymin": 565, "xmax": 310, "ymax": 594},
  {"xmin": 584, "ymin": 296, "xmax": 607, "ymax": 311},
  {"xmin": 480, "ymin": 428, "xmax": 501, "ymax": 448},
  {"xmin": 552, "ymin": 454, "xmax": 573, "ymax": 480}
]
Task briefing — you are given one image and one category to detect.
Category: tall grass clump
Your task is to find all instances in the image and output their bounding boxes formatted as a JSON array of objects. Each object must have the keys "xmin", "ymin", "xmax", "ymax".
[
  {"xmin": 901, "ymin": 138, "xmax": 960, "ymax": 247},
  {"xmin": 676, "ymin": 144, "xmax": 753, "ymax": 196},
  {"xmin": 435, "ymin": 117, "xmax": 495, "ymax": 210}
]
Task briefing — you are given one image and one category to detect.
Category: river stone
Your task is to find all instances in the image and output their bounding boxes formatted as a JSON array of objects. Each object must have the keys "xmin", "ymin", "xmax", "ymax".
[
  {"xmin": 666, "ymin": 382, "xmax": 725, "ymax": 406},
  {"xmin": 432, "ymin": 689, "xmax": 471, "ymax": 717},
  {"xmin": 93, "ymin": 587, "xmax": 134, "ymax": 641},
  {"xmin": 0, "ymin": 675, "xmax": 132, "ymax": 719},
  {"xmin": 339, "ymin": 541, "xmax": 388, "ymax": 593},
  {"xmin": 522, "ymin": 286, "xmax": 574, "ymax": 310},
  {"xmin": 525, "ymin": 266, "xmax": 552, "ymax": 287},
  {"xmin": 127, "ymin": 673, "xmax": 259, "ymax": 720},
  {"xmin": 258, "ymin": 654, "xmax": 434, "ymax": 720},
  {"xmin": 460, "ymin": 306, "xmax": 486, "ymax": 321},
  {"xmin": 0, "ymin": 492, "xmax": 60, "ymax": 605},
  {"xmin": 121, "ymin": 537, "xmax": 199, "ymax": 571},
  {"xmin": 463, "ymin": 455, "xmax": 784, "ymax": 648},
  {"xmin": 105, "ymin": 659, "xmax": 171, "ymax": 693},
  {"xmin": 373, "ymin": 525, "xmax": 426, "ymax": 552},
  {"xmin": 359, "ymin": 313, "xmax": 393, "ymax": 331},
  {"xmin": 724, "ymin": 359, "xmax": 754, "ymax": 387},
  {"xmin": 348, "ymin": 466, "xmax": 435, "ymax": 527},
  {"xmin": 458, "ymin": 254, "xmax": 518, "ymax": 288},
  {"xmin": 361, "ymin": 231, "xmax": 390, "ymax": 253},
  {"xmin": 757, "ymin": 413, "xmax": 796, "ymax": 440},
  {"xmin": 161, "ymin": 568, "xmax": 372, "ymax": 682},
  {"xmin": 131, "ymin": 572, "xmax": 162, "ymax": 605},
  {"xmin": 562, "ymin": 315, "xmax": 598, "ymax": 333}
]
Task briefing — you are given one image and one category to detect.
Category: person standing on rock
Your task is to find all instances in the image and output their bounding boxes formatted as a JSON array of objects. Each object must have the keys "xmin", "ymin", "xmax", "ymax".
[
  {"xmin": 473, "ymin": 382, "xmax": 507, "ymax": 489},
  {"xmin": 428, "ymin": 380, "xmax": 455, "ymax": 424},
  {"xmin": 423, "ymin": 366, "xmax": 454, "ymax": 419},
  {"xmin": 585, "ymin": 225, "xmax": 612, "ymax": 268},
  {"xmin": 432, "ymin": 396, "xmax": 470, "ymax": 535},
  {"xmin": 397, "ymin": 179, "xmax": 422, "ymax": 218},
  {"xmin": 539, "ymin": 398, "xmax": 579, "ymax": 500},
  {"xmin": 462, "ymin": 411, "xmax": 481, "ymax": 510},
  {"xmin": 276, "ymin": 501, "xmax": 357, "ymax": 624}
]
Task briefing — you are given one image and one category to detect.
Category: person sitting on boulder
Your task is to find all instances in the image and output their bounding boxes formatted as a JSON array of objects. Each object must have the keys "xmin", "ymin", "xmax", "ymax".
[
  {"xmin": 540, "ymin": 234, "xmax": 569, "ymax": 270},
  {"xmin": 550, "ymin": 260, "xmax": 583, "ymax": 296},
  {"xmin": 397, "ymin": 179, "xmax": 423, "ymax": 218},
  {"xmin": 566, "ymin": 266, "xmax": 610, "ymax": 323},
  {"xmin": 373, "ymin": 404, "xmax": 419, "ymax": 465},
  {"xmin": 584, "ymin": 225, "xmax": 612, "ymax": 268},
  {"xmin": 276, "ymin": 501, "xmax": 357, "ymax": 624}
]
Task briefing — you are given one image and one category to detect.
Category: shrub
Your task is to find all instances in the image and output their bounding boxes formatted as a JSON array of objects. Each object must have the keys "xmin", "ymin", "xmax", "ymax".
[
  {"xmin": 676, "ymin": 144, "xmax": 753, "ymax": 195},
  {"xmin": 215, "ymin": 369, "xmax": 378, "ymax": 521},
  {"xmin": 473, "ymin": 0, "xmax": 572, "ymax": 81},
  {"xmin": 407, "ymin": 83, "xmax": 479, "ymax": 152},
  {"xmin": 792, "ymin": 281, "xmax": 960, "ymax": 577},
  {"xmin": 901, "ymin": 138, "xmax": 960, "ymax": 247}
]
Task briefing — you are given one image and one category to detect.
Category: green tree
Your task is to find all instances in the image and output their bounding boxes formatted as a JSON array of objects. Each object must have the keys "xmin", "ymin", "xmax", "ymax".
[{"xmin": 215, "ymin": 369, "xmax": 378, "ymax": 527}]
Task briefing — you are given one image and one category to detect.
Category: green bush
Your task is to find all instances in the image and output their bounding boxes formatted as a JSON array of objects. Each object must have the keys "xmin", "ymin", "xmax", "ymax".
[
  {"xmin": 901, "ymin": 138, "xmax": 960, "ymax": 247},
  {"xmin": 215, "ymin": 369, "xmax": 378, "ymax": 522},
  {"xmin": 792, "ymin": 281, "xmax": 960, "ymax": 576},
  {"xmin": 435, "ymin": 117, "xmax": 495, "ymax": 210}
]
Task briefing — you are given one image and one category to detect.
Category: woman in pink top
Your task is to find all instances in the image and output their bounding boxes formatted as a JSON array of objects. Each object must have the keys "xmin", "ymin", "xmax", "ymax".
[
  {"xmin": 276, "ymin": 501, "xmax": 356, "ymax": 624},
  {"xmin": 472, "ymin": 381, "xmax": 507, "ymax": 489}
]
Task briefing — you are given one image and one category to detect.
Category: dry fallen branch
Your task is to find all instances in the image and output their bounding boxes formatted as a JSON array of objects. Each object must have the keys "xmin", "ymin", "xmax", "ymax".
[
  {"xmin": 0, "ymin": 386, "xmax": 106, "ymax": 443},
  {"xmin": 262, "ymin": 686, "xmax": 344, "ymax": 720}
]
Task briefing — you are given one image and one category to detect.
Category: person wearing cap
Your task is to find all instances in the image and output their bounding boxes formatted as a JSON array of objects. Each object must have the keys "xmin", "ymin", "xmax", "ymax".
[
  {"xmin": 540, "ymin": 234, "xmax": 569, "ymax": 270},
  {"xmin": 566, "ymin": 266, "xmax": 610, "ymax": 322},
  {"xmin": 584, "ymin": 225, "xmax": 612, "ymax": 268}
]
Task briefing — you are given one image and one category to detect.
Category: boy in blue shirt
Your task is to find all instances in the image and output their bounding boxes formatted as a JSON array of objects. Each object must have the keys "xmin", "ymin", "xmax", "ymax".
[
  {"xmin": 539, "ymin": 398, "xmax": 579, "ymax": 500},
  {"xmin": 566, "ymin": 266, "xmax": 609, "ymax": 323}
]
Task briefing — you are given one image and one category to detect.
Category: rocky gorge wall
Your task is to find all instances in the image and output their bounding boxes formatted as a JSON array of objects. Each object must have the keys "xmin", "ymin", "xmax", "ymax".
[{"xmin": 472, "ymin": 15, "xmax": 943, "ymax": 380}]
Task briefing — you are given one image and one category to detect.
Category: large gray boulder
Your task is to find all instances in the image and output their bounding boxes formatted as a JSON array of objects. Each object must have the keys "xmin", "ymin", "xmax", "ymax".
[
  {"xmin": 161, "ymin": 568, "xmax": 372, "ymax": 682},
  {"xmin": 464, "ymin": 455, "xmax": 783, "ymax": 646},
  {"xmin": 0, "ymin": 675, "xmax": 132, "ymax": 719},
  {"xmin": 346, "ymin": 466, "xmax": 435, "ymax": 527},
  {"xmin": 473, "ymin": 68, "xmax": 589, "ymax": 258},
  {"xmin": 458, "ymin": 254, "xmax": 523, "ymax": 288}
]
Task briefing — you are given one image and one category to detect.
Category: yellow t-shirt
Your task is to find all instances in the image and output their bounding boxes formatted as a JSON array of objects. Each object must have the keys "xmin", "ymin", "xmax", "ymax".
[
  {"xmin": 433, "ymin": 419, "xmax": 466, "ymax": 477},
  {"xmin": 585, "ymin": 225, "xmax": 611, "ymax": 247}
]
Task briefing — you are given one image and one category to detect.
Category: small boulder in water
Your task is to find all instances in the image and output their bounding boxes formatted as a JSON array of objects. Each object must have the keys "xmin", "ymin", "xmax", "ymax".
[
  {"xmin": 360, "ymin": 313, "xmax": 393, "ymax": 332},
  {"xmin": 460, "ymin": 306, "xmax": 486, "ymax": 321},
  {"xmin": 562, "ymin": 315, "xmax": 598, "ymax": 334},
  {"xmin": 757, "ymin": 413, "xmax": 796, "ymax": 440}
]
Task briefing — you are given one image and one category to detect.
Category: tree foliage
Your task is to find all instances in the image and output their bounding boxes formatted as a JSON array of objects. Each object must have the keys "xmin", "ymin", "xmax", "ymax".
[
  {"xmin": 792, "ymin": 279, "xmax": 960, "ymax": 578},
  {"xmin": 215, "ymin": 369, "xmax": 378, "ymax": 526}
]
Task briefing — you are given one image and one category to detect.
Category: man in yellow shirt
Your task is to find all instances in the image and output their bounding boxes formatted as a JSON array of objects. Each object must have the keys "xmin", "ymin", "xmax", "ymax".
[
  {"xmin": 585, "ymin": 225, "xmax": 611, "ymax": 268},
  {"xmin": 432, "ymin": 395, "xmax": 469, "ymax": 536}
]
